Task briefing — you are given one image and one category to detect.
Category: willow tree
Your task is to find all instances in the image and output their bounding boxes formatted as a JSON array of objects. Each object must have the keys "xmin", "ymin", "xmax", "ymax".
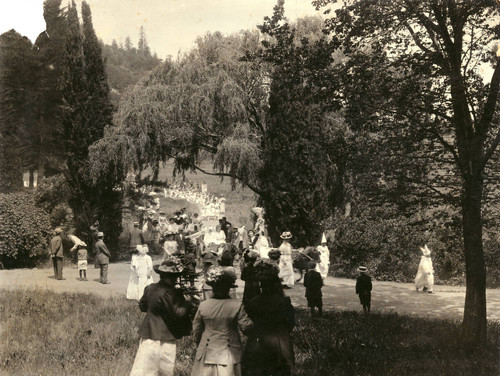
[
  {"xmin": 314, "ymin": 0, "xmax": 500, "ymax": 345},
  {"xmin": 88, "ymin": 30, "xmax": 267, "ymax": 193}
]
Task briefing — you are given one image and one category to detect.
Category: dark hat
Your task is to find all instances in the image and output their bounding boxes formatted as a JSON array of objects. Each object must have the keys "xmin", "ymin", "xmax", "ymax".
[
  {"xmin": 254, "ymin": 259, "xmax": 282, "ymax": 282},
  {"xmin": 152, "ymin": 220, "xmax": 159, "ymax": 225},
  {"xmin": 268, "ymin": 249, "xmax": 281, "ymax": 261},
  {"xmin": 154, "ymin": 256, "xmax": 184, "ymax": 275}
]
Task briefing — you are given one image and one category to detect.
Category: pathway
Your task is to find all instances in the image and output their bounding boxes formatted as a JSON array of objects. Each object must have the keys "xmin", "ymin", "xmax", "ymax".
[{"xmin": 1, "ymin": 261, "xmax": 498, "ymax": 322}]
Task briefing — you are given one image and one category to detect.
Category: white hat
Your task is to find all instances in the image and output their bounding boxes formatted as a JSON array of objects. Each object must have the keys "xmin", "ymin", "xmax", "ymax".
[
  {"xmin": 420, "ymin": 244, "xmax": 431, "ymax": 256},
  {"xmin": 321, "ymin": 233, "xmax": 327, "ymax": 244}
]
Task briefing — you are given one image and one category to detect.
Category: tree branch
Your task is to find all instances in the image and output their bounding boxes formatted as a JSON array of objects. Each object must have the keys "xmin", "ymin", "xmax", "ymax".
[{"xmin": 193, "ymin": 164, "xmax": 263, "ymax": 195}]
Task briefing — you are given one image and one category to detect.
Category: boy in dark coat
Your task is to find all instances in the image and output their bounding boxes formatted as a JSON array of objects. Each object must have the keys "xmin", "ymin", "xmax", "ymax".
[
  {"xmin": 355, "ymin": 266, "xmax": 372, "ymax": 313},
  {"xmin": 303, "ymin": 261, "xmax": 323, "ymax": 318}
]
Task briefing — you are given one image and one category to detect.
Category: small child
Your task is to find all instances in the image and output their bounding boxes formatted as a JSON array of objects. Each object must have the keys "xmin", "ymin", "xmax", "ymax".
[
  {"xmin": 356, "ymin": 266, "xmax": 372, "ymax": 313},
  {"xmin": 77, "ymin": 245, "xmax": 88, "ymax": 281},
  {"xmin": 69, "ymin": 235, "xmax": 88, "ymax": 281},
  {"xmin": 304, "ymin": 261, "xmax": 323, "ymax": 318}
]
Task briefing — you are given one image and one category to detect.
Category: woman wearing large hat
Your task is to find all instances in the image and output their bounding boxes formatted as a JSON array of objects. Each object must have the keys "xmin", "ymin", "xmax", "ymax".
[
  {"xmin": 191, "ymin": 266, "xmax": 253, "ymax": 376},
  {"xmin": 242, "ymin": 259, "xmax": 295, "ymax": 376},
  {"xmin": 130, "ymin": 256, "xmax": 193, "ymax": 376},
  {"xmin": 278, "ymin": 232, "xmax": 294, "ymax": 288}
]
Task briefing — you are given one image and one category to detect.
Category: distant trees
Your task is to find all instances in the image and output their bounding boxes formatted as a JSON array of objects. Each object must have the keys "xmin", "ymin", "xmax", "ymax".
[{"xmin": 0, "ymin": 31, "xmax": 37, "ymax": 192}]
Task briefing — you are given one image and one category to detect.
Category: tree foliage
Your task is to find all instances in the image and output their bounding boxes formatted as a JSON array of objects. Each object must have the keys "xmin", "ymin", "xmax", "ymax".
[
  {"xmin": 0, "ymin": 192, "xmax": 52, "ymax": 268},
  {"xmin": 314, "ymin": 0, "xmax": 500, "ymax": 345},
  {"xmin": 60, "ymin": 1, "xmax": 123, "ymax": 252}
]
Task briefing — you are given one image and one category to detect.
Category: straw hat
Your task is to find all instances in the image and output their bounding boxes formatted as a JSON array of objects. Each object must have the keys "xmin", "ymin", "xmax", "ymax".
[
  {"xmin": 358, "ymin": 266, "xmax": 368, "ymax": 273},
  {"xmin": 280, "ymin": 231, "xmax": 292, "ymax": 240}
]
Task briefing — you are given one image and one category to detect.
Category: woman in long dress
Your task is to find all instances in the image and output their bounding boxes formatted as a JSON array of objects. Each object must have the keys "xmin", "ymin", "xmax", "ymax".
[
  {"xmin": 278, "ymin": 232, "xmax": 295, "ymax": 288},
  {"xmin": 191, "ymin": 266, "xmax": 253, "ymax": 376},
  {"xmin": 127, "ymin": 245, "xmax": 154, "ymax": 300},
  {"xmin": 316, "ymin": 234, "xmax": 330, "ymax": 279},
  {"xmin": 242, "ymin": 259, "xmax": 295, "ymax": 376},
  {"xmin": 414, "ymin": 244, "xmax": 435, "ymax": 294}
]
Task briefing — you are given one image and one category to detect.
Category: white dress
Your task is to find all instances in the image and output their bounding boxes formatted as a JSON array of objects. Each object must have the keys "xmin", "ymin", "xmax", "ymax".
[
  {"xmin": 316, "ymin": 245, "xmax": 330, "ymax": 279},
  {"xmin": 127, "ymin": 254, "xmax": 154, "ymax": 300},
  {"xmin": 414, "ymin": 256, "xmax": 434, "ymax": 291},
  {"xmin": 278, "ymin": 241, "xmax": 295, "ymax": 286}
]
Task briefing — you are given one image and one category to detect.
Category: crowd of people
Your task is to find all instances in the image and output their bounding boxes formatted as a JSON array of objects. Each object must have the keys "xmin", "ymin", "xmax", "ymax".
[{"xmin": 47, "ymin": 181, "xmax": 437, "ymax": 376}]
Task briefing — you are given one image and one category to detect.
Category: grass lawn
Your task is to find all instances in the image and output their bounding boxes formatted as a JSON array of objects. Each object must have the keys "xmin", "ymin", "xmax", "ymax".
[{"xmin": 0, "ymin": 289, "xmax": 498, "ymax": 376}]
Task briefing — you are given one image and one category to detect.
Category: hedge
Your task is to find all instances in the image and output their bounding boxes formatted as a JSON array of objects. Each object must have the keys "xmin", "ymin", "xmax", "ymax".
[{"xmin": 0, "ymin": 192, "xmax": 52, "ymax": 268}]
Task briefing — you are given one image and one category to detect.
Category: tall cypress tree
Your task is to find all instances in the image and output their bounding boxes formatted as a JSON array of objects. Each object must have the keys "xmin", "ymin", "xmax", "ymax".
[{"xmin": 61, "ymin": 1, "xmax": 122, "ymax": 252}]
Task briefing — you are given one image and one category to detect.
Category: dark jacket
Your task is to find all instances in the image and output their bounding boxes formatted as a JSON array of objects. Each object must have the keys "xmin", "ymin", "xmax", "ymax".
[
  {"xmin": 243, "ymin": 293, "xmax": 295, "ymax": 371},
  {"xmin": 356, "ymin": 274, "xmax": 372, "ymax": 295},
  {"xmin": 138, "ymin": 280, "xmax": 192, "ymax": 341},
  {"xmin": 304, "ymin": 270, "xmax": 323, "ymax": 299},
  {"xmin": 51, "ymin": 235, "xmax": 64, "ymax": 257},
  {"xmin": 94, "ymin": 239, "xmax": 110, "ymax": 265},
  {"xmin": 241, "ymin": 265, "xmax": 260, "ymax": 305},
  {"xmin": 128, "ymin": 227, "xmax": 145, "ymax": 248}
]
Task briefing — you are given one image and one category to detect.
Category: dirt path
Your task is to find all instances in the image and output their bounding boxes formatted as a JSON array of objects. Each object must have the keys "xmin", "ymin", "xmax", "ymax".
[{"xmin": 1, "ymin": 261, "xmax": 499, "ymax": 322}]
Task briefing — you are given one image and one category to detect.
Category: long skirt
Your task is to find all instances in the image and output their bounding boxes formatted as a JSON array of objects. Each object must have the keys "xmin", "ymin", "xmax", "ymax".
[
  {"xmin": 130, "ymin": 338, "xmax": 176, "ymax": 376},
  {"xmin": 279, "ymin": 255, "xmax": 295, "ymax": 286},
  {"xmin": 191, "ymin": 356, "xmax": 242, "ymax": 376}
]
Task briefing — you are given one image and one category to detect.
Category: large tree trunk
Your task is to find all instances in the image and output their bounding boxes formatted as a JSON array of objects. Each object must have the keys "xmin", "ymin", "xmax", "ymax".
[
  {"xmin": 29, "ymin": 169, "xmax": 35, "ymax": 188},
  {"xmin": 461, "ymin": 175, "xmax": 487, "ymax": 346}
]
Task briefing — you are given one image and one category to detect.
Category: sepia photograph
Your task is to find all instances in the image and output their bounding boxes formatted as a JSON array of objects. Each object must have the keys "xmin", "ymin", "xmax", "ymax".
[{"xmin": 0, "ymin": 0, "xmax": 499, "ymax": 375}]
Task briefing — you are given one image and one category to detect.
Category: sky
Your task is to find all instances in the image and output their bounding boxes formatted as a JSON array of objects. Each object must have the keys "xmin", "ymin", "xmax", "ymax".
[{"xmin": 0, "ymin": 0, "xmax": 327, "ymax": 59}]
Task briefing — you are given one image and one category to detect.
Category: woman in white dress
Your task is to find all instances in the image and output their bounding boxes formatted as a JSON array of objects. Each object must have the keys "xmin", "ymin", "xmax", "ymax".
[
  {"xmin": 316, "ymin": 234, "xmax": 330, "ymax": 279},
  {"xmin": 415, "ymin": 244, "xmax": 435, "ymax": 294},
  {"xmin": 278, "ymin": 232, "xmax": 295, "ymax": 288},
  {"xmin": 127, "ymin": 245, "xmax": 154, "ymax": 300}
]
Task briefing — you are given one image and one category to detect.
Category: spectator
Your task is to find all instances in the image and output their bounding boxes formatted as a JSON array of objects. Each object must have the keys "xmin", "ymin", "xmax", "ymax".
[
  {"xmin": 356, "ymin": 266, "xmax": 372, "ymax": 313},
  {"xmin": 94, "ymin": 232, "xmax": 111, "ymax": 284},
  {"xmin": 50, "ymin": 227, "xmax": 65, "ymax": 280},
  {"xmin": 304, "ymin": 261, "xmax": 323, "ymax": 318},
  {"xmin": 242, "ymin": 259, "xmax": 295, "ymax": 376},
  {"xmin": 191, "ymin": 266, "xmax": 253, "ymax": 376}
]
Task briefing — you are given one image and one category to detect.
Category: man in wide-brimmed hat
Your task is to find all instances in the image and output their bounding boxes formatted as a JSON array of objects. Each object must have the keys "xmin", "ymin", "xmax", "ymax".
[
  {"xmin": 50, "ymin": 227, "xmax": 65, "ymax": 280},
  {"xmin": 130, "ymin": 256, "xmax": 193, "ymax": 376}
]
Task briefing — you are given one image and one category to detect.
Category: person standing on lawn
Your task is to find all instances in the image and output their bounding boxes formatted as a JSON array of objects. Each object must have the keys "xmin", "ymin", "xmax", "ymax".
[
  {"xmin": 356, "ymin": 266, "xmax": 372, "ymax": 314},
  {"xmin": 95, "ymin": 232, "xmax": 111, "ymax": 284},
  {"xmin": 127, "ymin": 245, "xmax": 153, "ymax": 300},
  {"xmin": 50, "ymin": 227, "xmax": 65, "ymax": 280},
  {"xmin": 242, "ymin": 259, "xmax": 295, "ymax": 376},
  {"xmin": 316, "ymin": 233, "xmax": 330, "ymax": 279},
  {"xmin": 69, "ymin": 235, "xmax": 88, "ymax": 282},
  {"xmin": 304, "ymin": 261, "xmax": 323, "ymax": 318},
  {"xmin": 191, "ymin": 266, "xmax": 253, "ymax": 376},
  {"xmin": 130, "ymin": 257, "xmax": 193, "ymax": 376},
  {"xmin": 414, "ymin": 244, "xmax": 435, "ymax": 294}
]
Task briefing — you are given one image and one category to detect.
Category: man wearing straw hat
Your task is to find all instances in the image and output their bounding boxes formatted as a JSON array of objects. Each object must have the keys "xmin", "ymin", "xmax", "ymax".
[
  {"xmin": 356, "ymin": 266, "xmax": 372, "ymax": 314},
  {"xmin": 130, "ymin": 256, "xmax": 193, "ymax": 376},
  {"xmin": 50, "ymin": 227, "xmax": 65, "ymax": 280}
]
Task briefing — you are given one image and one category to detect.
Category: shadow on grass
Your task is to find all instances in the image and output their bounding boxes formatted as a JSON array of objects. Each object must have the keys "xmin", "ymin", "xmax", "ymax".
[{"xmin": 0, "ymin": 289, "xmax": 497, "ymax": 376}]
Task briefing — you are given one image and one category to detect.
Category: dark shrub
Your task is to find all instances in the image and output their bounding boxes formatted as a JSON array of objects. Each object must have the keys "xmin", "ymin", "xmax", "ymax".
[{"xmin": 0, "ymin": 192, "xmax": 52, "ymax": 268}]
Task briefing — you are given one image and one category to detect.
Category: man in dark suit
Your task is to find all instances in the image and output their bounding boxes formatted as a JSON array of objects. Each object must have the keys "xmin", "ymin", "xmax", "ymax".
[
  {"xmin": 130, "ymin": 257, "xmax": 193, "ymax": 376},
  {"xmin": 94, "ymin": 232, "xmax": 111, "ymax": 284},
  {"xmin": 128, "ymin": 221, "xmax": 145, "ymax": 252},
  {"xmin": 50, "ymin": 227, "xmax": 65, "ymax": 280}
]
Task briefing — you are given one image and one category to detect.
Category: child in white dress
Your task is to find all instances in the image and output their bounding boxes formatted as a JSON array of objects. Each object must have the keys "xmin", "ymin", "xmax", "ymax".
[{"xmin": 127, "ymin": 245, "xmax": 154, "ymax": 300}]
